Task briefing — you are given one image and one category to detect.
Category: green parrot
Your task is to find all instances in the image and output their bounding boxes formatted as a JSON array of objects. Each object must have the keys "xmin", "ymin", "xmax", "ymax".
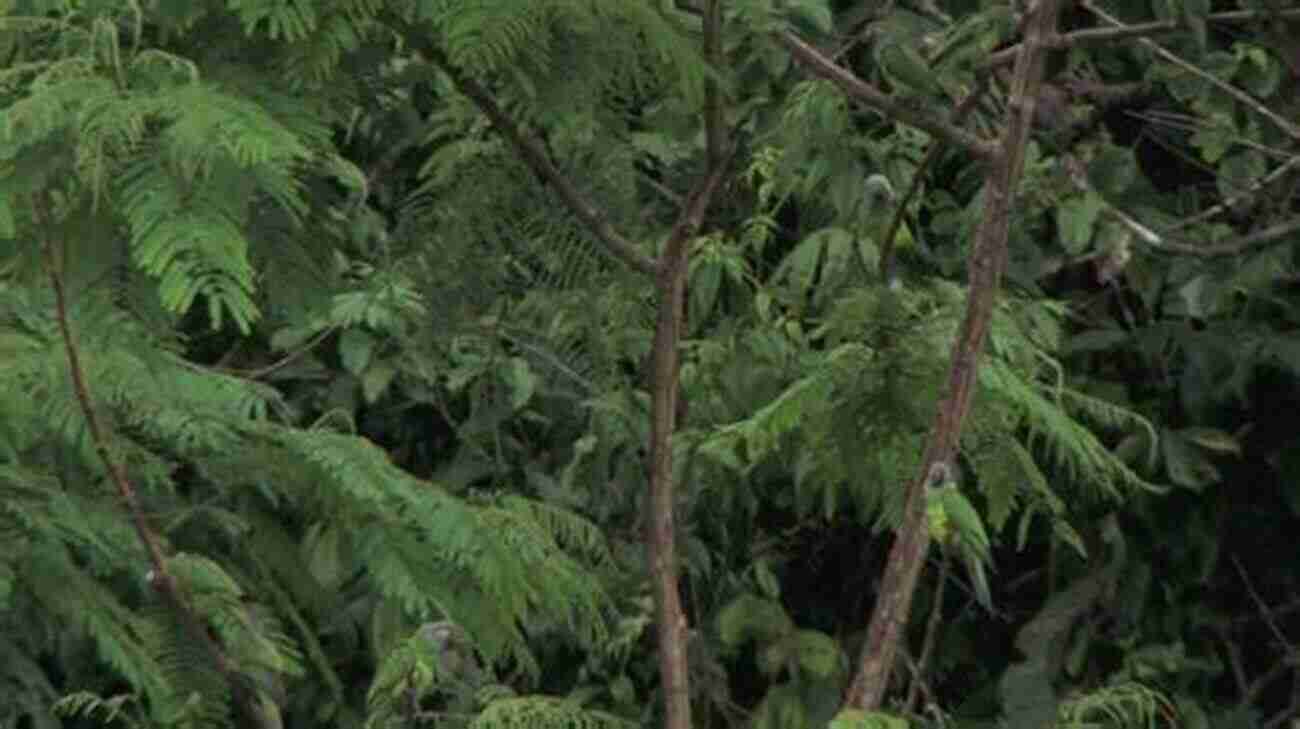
[
  {"xmin": 924, "ymin": 461, "xmax": 994, "ymax": 611},
  {"xmin": 875, "ymin": 40, "xmax": 950, "ymax": 100}
]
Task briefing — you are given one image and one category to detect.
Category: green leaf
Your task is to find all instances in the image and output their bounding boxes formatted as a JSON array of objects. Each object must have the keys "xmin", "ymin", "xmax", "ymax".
[
  {"xmin": 1056, "ymin": 192, "xmax": 1104, "ymax": 254},
  {"xmin": 1087, "ymin": 146, "xmax": 1138, "ymax": 197},
  {"xmin": 753, "ymin": 558, "xmax": 782, "ymax": 599},
  {"xmin": 829, "ymin": 709, "xmax": 909, "ymax": 729},
  {"xmin": 303, "ymin": 523, "xmax": 343, "ymax": 587},
  {"xmin": 270, "ymin": 324, "xmax": 320, "ymax": 352},
  {"xmin": 755, "ymin": 684, "xmax": 808, "ymax": 729},
  {"xmin": 792, "ymin": 629, "xmax": 841, "ymax": 678},
  {"xmin": 339, "ymin": 329, "xmax": 375, "ymax": 375},
  {"xmin": 757, "ymin": 640, "xmax": 790, "ymax": 677},
  {"xmin": 1181, "ymin": 427, "xmax": 1241, "ymax": 455},
  {"xmin": 876, "ymin": 42, "xmax": 947, "ymax": 98},
  {"xmin": 0, "ymin": 193, "xmax": 14, "ymax": 239},
  {"xmin": 784, "ymin": 0, "xmax": 833, "ymax": 35},
  {"xmin": 717, "ymin": 594, "xmax": 793, "ymax": 648},
  {"xmin": 505, "ymin": 356, "xmax": 537, "ymax": 410},
  {"xmin": 609, "ymin": 675, "xmax": 635, "ymax": 705},
  {"xmin": 362, "ymin": 360, "xmax": 398, "ymax": 404},
  {"xmin": 1161, "ymin": 428, "xmax": 1220, "ymax": 489},
  {"xmin": 690, "ymin": 258, "xmax": 724, "ymax": 331},
  {"xmin": 1233, "ymin": 42, "xmax": 1282, "ymax": 96},
  {"xmin": 1053, "ymin": 520, "xmax": 1089, "ymax": 559},
  {"xmin": 1217, "ymin": 149, "xmax": 1267, "ymax": 203}
]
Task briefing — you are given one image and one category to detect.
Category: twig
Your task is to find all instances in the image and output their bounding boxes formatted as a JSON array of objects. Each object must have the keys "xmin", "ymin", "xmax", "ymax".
[
  {"xmin": 389, "ymin": 20, "xmax": 658, "ymax": 277},
  {"xmin": 1167, "ymin": 155, "xmax": 1300, "ymax": 231},
  {"xmin": 35, "ymin": 195, "xmax": 263, "ymax": 725},
  {"xmin": 777, "ymin": 30, "xmax": 996, "ymax": 162},
  {"xmin": 1260, "ymin": 667, "xmax": 1300, "ymax": 729},
  {"xmin": 899, "ymin": 646, "xmax": 938, "ymax": 712},
  {"xmin": 1150, "ymin": 217, "xmax": 1300, "ymax": 257},
  {"xmin": 905, "ymin": 553, "xmax": 951, "ymax": 714},
  {"xmin": 1214, "ymin": 624, "xmax": 1250, "ymax": 700},
  {"xmin": 1243, "ymin": 659, "xmax": 1295, "ymax": 708},
  {"xmin": 1080, "ymin": 0, "xmax": 1300, "ymax": 143},
  {"xmin": 843, "ymin": 0, "xmax": 1061, "ymax": 710},
  {"xmin": 1233, "ymin": 556, "xmax": 1295, "ymax": 650},
  {"xmin": 879, "ymin": 79, "xmax": 991, "ymax": 284},
  {"xmin": 1061, "ymin": 151, "xmax": 1300, "ymax": 259},
  {"xmin": 234, "ymin": 326, "xmax": 337, "ymax": 380},
  {"xmin": 983, "ymin": 8, "xmax": 1300, "ymax": 70}
]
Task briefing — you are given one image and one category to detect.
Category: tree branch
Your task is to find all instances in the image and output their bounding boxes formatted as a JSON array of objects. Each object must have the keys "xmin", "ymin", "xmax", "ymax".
[
  {"xmin": 842, "ymin": 0, "xmax": 1062, "ymax": 710},
  {"xmin": 1060, "ymin": 152, "xmax": 1300, "ymax": 259},
  {"xmin": 1167, "ymin": 154, "xmax": 1300, "ymax": 232},
  {"xmin": 905, "ymin": 554, "xmax": 951, "ymax": 714},
  {"xmin": 777, "ymin": 30, "xmax": 997, "ymax": 161},
  {"xmin": 1080, "ymin": 0, "xmax": 1300, "ymax": 143},
  {"xmin": 647, "ymin": 5, "xmax": 730, "ymax": 729},
  {"xmin": 879, "ymin": 79, "xmax": 991, "ymax": 284},
  {"xmin": 389, "ymin": 19, "xmax": 659, "ymax": 277},
  {"xmin": 35, "ymin": 197, "xmax": 264, "ymax": 726},
  {"xmin": 983, "ymin": 8, "xmax": 1300, "ymax": 70}
]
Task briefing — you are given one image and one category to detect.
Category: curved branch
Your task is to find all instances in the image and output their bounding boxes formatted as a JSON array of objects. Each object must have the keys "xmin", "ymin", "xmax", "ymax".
[
  {"xmin": 35, "ymin": 196, "xmax": 263, "ymax": 725},
  {"xmin": 777, "ymin": 30, "xmax": 997, "ymax": 162}
]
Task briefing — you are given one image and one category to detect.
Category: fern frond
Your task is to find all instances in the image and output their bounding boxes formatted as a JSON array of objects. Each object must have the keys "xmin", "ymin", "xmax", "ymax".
[
  {"xmin": 471, "ymin": 696, "xmax": 636, "ymax": 729},
  {"xmin": 979, "ymin": 360, "xmax": 1154, "ymax": 499},
  {"xmin": 25, "ymin": 546, "xmax": 173, "ymax": 707}
]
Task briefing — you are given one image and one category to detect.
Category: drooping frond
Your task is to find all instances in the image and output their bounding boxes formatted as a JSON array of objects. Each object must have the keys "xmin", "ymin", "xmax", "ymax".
[{"xmin": 470, "ymin": 696, "xmax": 637, "ymax": 729}]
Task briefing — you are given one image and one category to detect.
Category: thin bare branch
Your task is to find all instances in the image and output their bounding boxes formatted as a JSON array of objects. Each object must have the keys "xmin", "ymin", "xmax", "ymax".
[
  {"xmin": 1081, "ymin": 0, "xmax": 1300, "ymax": 143},
  {"xmin": 880, "ymin": 79, "xmax": 991, "ymax": 283},
  {"xmin": 1234, "ymin": 556, "xmax": 1296, "ymax": 650},
  {"xmin": 905, "ymin": 554, "xmax": 951, "ymax": 714},
  {"xmin": 777, "ymin": 30, "xmax": 997, "ymax": 161},
  {"xmin": 1168, "ymin": 154, "xmax": 1300, "ymax": 231},
  {"xmin": 1062, "ymin": 151, "xmax": 1300, "ymax": 258},
  {"xmin": 983, "ymin": 8, "xmax": 1300, "ymax": 69},
  {"xmin": 1152, "ymin": 217, "xmax": 1300, "ymax": 257},
  {"xmin": 843, "ymin": 0, "xmax": 1061, "ymax": 710}
]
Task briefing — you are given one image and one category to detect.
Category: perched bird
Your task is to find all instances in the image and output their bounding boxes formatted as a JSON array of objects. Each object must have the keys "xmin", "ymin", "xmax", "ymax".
[{"xmin": 924, "ymin": 460, "xmax": 995, "ymax": 611}]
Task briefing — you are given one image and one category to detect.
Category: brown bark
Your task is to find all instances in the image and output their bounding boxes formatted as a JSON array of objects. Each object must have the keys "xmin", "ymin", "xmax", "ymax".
[
  {"xmin": 35, "ymin": 198, "xmax": 264, "ymax": 726},
  {"xmin": 647, "ymin": 6, "xmax": 728, "ymax": 729},
  {"xmin": 395, "ymin": 11, "xmax": 732, "ymax": 728},
  {"xmin": 838, "ymin": 0, "xmax": 1064, "ymax": 710},
  {"xmin": 779, "ymin": 30, "xmax": 996, "ymax": 161},
  {"xmin": 400, "ymin": 31, "xmax": 658, "ymax": 277}
]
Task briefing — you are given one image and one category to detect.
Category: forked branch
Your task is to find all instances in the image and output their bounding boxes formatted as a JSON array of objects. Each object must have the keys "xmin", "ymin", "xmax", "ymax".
[
  {"xmin": 778, "ymin": 30, "xmax": 997, "ymax": 161},
  {"xmin": 389, "ymin": 13, "xmax": 733, "ymax": 729},
  {"xmin": 841, "ymin": 0, "xmax": 1063, "ymax": 710},
  {"xmin": 647, "ymin": 4, "xmax": 730, "ymax": 729}
]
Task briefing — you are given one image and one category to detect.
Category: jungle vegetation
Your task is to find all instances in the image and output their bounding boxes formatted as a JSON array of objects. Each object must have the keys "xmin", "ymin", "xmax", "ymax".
[{"xmin": 1, "ymin": 1, "xmax": 1299, "ymax": 729}]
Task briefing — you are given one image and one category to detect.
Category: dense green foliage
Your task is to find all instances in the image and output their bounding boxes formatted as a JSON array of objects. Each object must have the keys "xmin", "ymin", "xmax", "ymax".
[{"xmin": 1, "ymin": 1, "xmax": 1299, "ymax": 728}]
